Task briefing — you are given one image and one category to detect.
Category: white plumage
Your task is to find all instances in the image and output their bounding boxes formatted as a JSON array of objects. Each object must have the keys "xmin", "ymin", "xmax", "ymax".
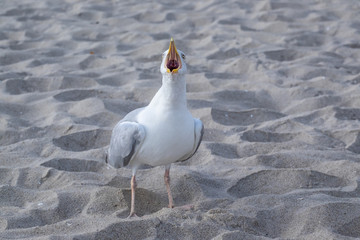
[{"xmin": 106, "ymin": 38, "xmax": 204, "ymax": 217}]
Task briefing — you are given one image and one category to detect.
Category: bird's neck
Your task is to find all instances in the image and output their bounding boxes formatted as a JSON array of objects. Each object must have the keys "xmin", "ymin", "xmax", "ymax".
[{"xmin": 149, "ymin": 73, "xmax": 187, "ymax": 109}]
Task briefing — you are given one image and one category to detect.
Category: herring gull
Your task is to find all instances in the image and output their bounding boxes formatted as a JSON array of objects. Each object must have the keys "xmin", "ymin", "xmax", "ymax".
[{"xmin": 106, "ymin": 38, "xmax": 204, "ymax": 217}]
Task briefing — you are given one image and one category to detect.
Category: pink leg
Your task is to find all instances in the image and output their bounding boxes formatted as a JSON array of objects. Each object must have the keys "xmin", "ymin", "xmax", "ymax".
[
  {"xmin": 128, "ymin": 175, "xmax": 138, "ymax": 217},
  {"xmin": 164, "ymin": 166, "xmax": 174, "ymax": 208}
]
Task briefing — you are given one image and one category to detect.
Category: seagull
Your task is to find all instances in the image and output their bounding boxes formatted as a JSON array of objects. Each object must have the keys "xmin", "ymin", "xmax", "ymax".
[{"xmin": 106, "ymin": 38, "xmax": 204, "ymax": 217}]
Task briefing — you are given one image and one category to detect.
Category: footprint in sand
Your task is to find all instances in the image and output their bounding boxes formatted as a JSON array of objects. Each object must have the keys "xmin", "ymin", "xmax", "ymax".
[
  {"xmin": 52, "ymin": 129, "xmax": 110, "ymax": 151},
  {"xmin": 285, "ymin": 31, "xmax": 326, "ymax": 47},
  {"xmin": 0, "ymin": 52, "xmax": 32, "ymax": 66},
  {"xmin": 4, "ymin": 191, "xmax": 90, "ymax": 229},
  {"xmin": 41, "ymin": 158, "xmax": 103, "ymax": 173},
  {"xmin": 53, "ymin": 89, "xmax": 98, "ymax": 102},
  {"xmin": 208, "ymin": 143, "xmax": 239, "ymax": 159},
  {"xmin": 228, "ymin": 169, "xmax": 346, "ymax": 197},
  {"xmin": 263, "ymin": 49, "xmax": 303, "ymax": 62},
  {"xmin": 335, "ymin": 107, "xmax": 360, "ymax": 121}
]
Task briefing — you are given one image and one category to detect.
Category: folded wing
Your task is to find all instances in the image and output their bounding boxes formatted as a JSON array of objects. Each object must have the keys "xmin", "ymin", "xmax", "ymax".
[
  {"xmin": 107, "ymin": 121, "xmax": 145, "ymax": 168},
  {"xmin": 177, "ymin": 118, "xmax": 204, "ymax": 162}
]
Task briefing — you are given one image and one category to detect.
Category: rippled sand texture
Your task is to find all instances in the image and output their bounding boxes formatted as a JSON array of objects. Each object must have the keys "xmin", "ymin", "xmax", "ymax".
[{"xmin": 1, "ymin": 0, "xmax": 360, "ymax": 239}]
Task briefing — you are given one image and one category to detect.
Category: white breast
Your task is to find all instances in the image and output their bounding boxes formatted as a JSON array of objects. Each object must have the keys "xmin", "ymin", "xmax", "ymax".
[{"xmin": 134, "ymin": 106, "xmax": 195, "ymax": 166}]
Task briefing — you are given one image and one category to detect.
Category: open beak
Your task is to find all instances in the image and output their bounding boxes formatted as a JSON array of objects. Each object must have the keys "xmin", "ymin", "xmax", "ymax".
[{"xmin": 166, "ymin": 38, "xmax": 181, "ymax": 73}]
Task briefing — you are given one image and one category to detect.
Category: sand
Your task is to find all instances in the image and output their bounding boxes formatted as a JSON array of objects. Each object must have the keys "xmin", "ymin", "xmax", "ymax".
[{"xmin": 1, "ymin": 0, "xmax": 360, "ymax": 239}]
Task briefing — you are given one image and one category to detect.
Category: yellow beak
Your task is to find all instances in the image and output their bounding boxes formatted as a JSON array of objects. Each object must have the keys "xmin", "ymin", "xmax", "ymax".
[{"xmin": 166, "ymin": 38, "xmax": 181, "ymax": 73}]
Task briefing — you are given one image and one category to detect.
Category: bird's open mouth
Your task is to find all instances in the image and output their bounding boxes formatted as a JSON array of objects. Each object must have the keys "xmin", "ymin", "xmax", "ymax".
[{"xmin": 165, "ymin": 38, "xmax": 181, "ymax": 73}]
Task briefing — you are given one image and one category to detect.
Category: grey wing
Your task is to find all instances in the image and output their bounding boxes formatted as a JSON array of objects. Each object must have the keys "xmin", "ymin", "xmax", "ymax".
[
  {"xmin": 107, "ymin": 121, "xmax": 145, "ymax": 168},
  {"xmin": 178, "ymin": 118, "xmax": 204, "ymax": 162}
]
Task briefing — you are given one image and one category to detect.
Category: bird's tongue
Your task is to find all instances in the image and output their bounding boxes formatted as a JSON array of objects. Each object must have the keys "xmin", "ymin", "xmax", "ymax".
[{"xmin": 167, "ymin": 59, "xmax": 179, "ymax": 72}]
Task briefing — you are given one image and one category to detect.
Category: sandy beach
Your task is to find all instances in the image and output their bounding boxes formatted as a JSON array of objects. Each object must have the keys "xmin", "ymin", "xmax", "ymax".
[{"xmin": 1, "ymin": 0, "xmax": 360, "ymax": 239}]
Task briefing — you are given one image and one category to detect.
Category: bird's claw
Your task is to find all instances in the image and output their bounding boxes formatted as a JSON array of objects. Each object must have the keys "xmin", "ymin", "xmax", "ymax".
[{"xmin": 127, "ymin": 212, "xmax": 138, "ymax": 218}]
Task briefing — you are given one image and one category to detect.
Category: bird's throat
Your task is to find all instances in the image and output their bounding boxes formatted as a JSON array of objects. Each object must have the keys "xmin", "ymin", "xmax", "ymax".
[{"xmin": 150, "ymin": 74, "xmax": 187, "ymax": 109}]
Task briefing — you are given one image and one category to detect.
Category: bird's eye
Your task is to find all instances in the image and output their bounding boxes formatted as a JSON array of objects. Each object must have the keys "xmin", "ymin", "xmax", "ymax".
[{"xmin": 181, "ymin": 53, "xmax": 186, "ymax": 60}]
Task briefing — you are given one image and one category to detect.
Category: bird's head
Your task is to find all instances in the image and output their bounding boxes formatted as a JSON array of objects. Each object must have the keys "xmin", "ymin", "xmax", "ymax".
[{"xmin": 160, "ymin": 38, "xmax": 187, "ymax": 75}]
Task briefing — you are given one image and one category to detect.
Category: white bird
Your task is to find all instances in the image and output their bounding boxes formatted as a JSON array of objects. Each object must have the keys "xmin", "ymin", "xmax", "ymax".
[{"xmin": 106, "ymin": 38, "xmax": 204, "ymax": 217}]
